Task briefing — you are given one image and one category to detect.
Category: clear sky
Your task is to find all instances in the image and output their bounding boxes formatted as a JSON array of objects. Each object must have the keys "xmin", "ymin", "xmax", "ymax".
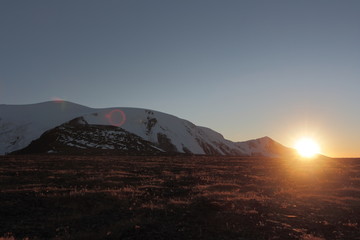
[{"xmin": 1, "ymin": 0, "xmax": 359, "ymax": 157}]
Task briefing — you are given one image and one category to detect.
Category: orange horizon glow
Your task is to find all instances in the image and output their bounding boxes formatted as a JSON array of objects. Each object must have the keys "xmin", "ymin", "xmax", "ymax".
[{"xmin": 52, "ymin": 97, "xmax": 65, "ymax": 103}]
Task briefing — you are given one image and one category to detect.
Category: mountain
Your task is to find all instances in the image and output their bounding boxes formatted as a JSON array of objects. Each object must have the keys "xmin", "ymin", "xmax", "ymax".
[{"xmin": 0, "ymin": 101, "xmax": 293, "ymax": 156}]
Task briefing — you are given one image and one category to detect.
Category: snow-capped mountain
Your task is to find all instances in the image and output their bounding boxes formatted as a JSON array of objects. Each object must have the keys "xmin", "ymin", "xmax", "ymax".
[{"xmin": 0, "ymin": 101, "xmax": 292, "ymax": 156}]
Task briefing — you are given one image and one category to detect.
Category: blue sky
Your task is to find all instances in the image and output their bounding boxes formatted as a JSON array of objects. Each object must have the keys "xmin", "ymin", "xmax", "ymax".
[{"xmin": 1, "ymin": 0, "xmax": 359, "ymax": 157}]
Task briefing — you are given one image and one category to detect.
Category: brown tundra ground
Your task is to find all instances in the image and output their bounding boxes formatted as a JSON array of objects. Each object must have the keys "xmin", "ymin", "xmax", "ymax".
[{"xmin": 0, "ymin": 155, "xmax": 360, "ymax": 240}]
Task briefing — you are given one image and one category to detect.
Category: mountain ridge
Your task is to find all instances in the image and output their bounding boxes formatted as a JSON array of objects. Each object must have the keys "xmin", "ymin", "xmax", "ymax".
[{"xmin": 0, "ymin": 101, "xmax": 293, "ymax": 156}]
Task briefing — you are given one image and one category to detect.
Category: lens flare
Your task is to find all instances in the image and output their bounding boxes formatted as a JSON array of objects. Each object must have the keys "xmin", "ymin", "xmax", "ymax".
[{"xmin": 105, "ymin": 109, "xmax": 126, "ymax": 127}]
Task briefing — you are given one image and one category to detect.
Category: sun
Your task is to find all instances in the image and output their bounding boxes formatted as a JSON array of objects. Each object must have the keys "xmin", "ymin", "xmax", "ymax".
[{"xmin": 295, "ymin": 137, "xmax": 321, "ymax": 158}]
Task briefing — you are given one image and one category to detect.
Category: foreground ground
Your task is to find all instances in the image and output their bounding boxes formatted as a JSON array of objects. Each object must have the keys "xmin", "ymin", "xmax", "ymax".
[{"xmin": 0, "ymin": 155, "xmax": 360, "ymax": 240}]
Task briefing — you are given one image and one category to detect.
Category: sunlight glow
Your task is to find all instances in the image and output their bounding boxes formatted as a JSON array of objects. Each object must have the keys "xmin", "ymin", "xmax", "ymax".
[
  {"xmin": 295, "ymin": 137, "xmax": 320, "ymax": 158},
  {"xmin": 52, "ymin": 97, "xmax": 65, "ymax": 103}
]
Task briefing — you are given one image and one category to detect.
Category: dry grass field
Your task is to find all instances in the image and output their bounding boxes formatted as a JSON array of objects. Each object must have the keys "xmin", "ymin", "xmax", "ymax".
[{"xmin": 1, "ymin": 155, "xmax": 360, "ymax": 239}]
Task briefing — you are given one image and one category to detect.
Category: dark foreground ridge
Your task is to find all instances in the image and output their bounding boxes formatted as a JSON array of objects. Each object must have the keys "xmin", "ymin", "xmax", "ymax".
[
  {"xmin": 11, "ymin": 119, "xmax": 164, "ymax": 156},
  {"xmin": 10, "ymin": 117, "xmax": 294, "ymax": 157},
  {"xmin": 1, "ymin": 155, "xmax": 359, "ymax": 239}
]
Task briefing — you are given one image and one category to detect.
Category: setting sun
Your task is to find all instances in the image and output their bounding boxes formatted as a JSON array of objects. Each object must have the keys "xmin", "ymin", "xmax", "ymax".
[{"xmin": 295, "ymin": 137, "xmax": 321, "ymax": 158}]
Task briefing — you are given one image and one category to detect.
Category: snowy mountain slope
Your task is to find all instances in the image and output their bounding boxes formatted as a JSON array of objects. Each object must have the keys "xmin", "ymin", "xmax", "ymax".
[
  {"xmin": 80, "ymin": 108, "xmax": 247, "ymax": 155},
  {"xmin": 236, "ymin": 136, "xmax": 294, "ymax": 157},
  {"xmin": 1, "ymin": 101, "xmax": 292, "ymax": 156},
  {"xmin": 0, "ymin": 101, "xmax": 95, "ymax": 154}
]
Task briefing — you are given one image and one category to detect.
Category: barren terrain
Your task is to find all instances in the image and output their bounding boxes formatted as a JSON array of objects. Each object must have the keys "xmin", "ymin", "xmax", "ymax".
[{"xmin": 1, "ymin": 155, "xmax": 359, "ymax": 239}]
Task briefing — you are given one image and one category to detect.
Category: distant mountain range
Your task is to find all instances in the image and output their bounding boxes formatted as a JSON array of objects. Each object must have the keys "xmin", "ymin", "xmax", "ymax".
[{"xmin": 0, "ymin": 101, "xmax": 294, "ymax": 156}]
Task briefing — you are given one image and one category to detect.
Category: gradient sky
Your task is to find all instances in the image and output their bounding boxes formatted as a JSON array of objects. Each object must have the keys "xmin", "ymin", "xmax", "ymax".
[{"xmin": 1, "ymin": 0, "xmax": 359, "ymax": 157}]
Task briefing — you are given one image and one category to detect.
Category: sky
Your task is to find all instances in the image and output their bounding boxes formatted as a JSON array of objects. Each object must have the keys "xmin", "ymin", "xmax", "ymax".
[{"xmin": 0, "ymin": 0, "xmax": 359, "ymax": 157}]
